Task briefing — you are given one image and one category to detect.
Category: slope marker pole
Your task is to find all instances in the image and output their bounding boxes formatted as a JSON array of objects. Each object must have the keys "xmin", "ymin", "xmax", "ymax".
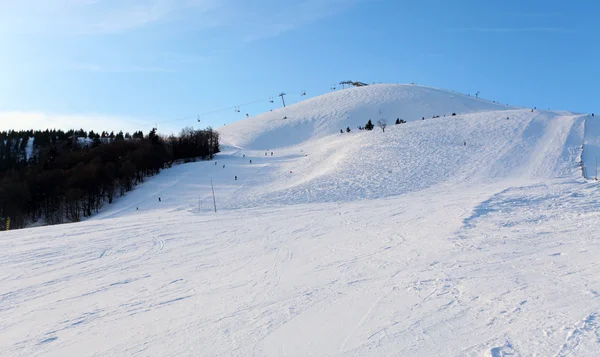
[{"xmin": 211, "ymin": 179, "xmax": 217, "ymax": 213}]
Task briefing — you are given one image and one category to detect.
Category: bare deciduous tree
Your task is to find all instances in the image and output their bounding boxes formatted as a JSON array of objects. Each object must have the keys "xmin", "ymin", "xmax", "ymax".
[{"xmin": 377, "ymin": 119, "xmax": 388, "ymax": 132}]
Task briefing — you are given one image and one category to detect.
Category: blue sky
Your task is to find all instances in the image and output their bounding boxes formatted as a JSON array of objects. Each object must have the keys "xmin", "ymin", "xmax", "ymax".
[{"xmin": 1, "ymin": 0, "xmax": 598, "ymax": 134}]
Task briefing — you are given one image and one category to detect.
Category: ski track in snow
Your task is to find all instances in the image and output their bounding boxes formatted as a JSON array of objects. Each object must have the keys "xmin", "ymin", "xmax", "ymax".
[{"xmin": 2, "ymin": 84, "xmax": 600, "ymax": 356}]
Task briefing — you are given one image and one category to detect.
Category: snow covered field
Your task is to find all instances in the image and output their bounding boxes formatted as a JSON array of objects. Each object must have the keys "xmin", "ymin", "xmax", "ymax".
[{"xmin": 2, "ymin": 84, "xmax": 600, "ymax": 356}]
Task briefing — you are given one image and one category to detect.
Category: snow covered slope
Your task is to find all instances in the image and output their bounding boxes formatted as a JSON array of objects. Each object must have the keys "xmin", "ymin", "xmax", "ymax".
[
  {"xmin": 2, "ymin": 84, "xmax": 600, "ymax": 357},
  {"xmin": 219, "ymin": 84, "xmax": 518, "ymax": 150},
  {"xmin": 90, "ymin": 108, "xmax": 585, "ymax": 217}
]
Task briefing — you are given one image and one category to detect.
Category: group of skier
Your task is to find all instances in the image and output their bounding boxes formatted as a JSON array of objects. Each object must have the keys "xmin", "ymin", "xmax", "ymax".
[{"xmin": 214, "ymin": 151, "xmax": 278, "ymax": 181}]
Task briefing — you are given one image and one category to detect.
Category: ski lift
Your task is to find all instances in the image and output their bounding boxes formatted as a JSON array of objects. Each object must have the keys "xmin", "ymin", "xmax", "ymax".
[
  {"xmin": 331, "ymin": 85, "xmax": 336, "ymax": 90},
  {"xmin": 269, "ymin": 97, "xmax": 274, "ymax": 103},
  {"xmin": 197, "ymin": 115, "xmax": 201, "ymax": 123},
  {"xmin": 234, "ymin": 106, "xmax": 240, "ymax": 113},
  {"xmin": 301, "ymin": 90, "xmax": 306, "ymax": 96}
]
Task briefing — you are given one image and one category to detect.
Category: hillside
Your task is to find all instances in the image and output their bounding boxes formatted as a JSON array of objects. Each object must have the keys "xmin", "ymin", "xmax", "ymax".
[
  {"xmin": 219, "ymin": 84, "xmax": 518, "ymax": 149},
  {"xmin": 2, "ymin": 84, "xmax": 600, "ymax": 357},
  {"xmin": 92, "ymin": 106, "xmax": 585, "ymax": 217}
]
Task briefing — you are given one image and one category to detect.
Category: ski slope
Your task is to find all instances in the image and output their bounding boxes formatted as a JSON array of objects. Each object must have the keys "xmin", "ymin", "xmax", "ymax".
[{"xmin": 2, "ymin": 84, "xmax": 600, "ymax": 357}]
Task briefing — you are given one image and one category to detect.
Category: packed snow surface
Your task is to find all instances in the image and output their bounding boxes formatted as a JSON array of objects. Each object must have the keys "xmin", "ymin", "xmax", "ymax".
[{"xmin": 2, "ymin": 84, "xmax": 600, "ymax": 356}]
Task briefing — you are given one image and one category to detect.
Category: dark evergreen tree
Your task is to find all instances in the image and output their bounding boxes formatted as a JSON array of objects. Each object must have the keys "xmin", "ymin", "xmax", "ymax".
[{"xmin": 365, "ymin": 120, "xmax": 374, "ymax": 131}]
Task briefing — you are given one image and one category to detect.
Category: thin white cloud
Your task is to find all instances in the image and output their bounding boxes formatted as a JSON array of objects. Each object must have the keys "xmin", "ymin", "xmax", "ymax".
[
  {"xmin": 1, "ymin": 0, "xmax": 362, "ymax": 39},
  {"xmin": 452, "ymin": 27, "xmax": 574, "ymax": 34},
  {"xmin": 74, "ymin": 63, "xmax": 177, "ymax": 73},
  {"xmin": 0, "ymin": 111, "xmax": 151, "ymax": 133},
  {"xmin": 239, "ymin": 0, "xmax": 363, "ymax": 41},
  {"xmin": 504, "ymin": 12, "xmax": 560, "ymax": 18},
  {"xmin": 0, "ymin": 0, "xmax": 364, "ymax": 75},
  {"xmin": 0, "ymin": 0, "xmax": 221, "ymax": 35}
]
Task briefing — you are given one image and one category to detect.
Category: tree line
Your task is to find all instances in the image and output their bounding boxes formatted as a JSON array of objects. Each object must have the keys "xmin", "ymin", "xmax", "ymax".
[{"xmin": 0, "ymin": 126, "xmax": 219, "ymax": 230}]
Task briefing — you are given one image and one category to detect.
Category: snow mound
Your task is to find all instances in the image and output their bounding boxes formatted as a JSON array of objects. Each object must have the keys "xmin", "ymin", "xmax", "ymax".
[{"xmin": 218, "ymin": 84, "xmax": 519, "ymax": 150}]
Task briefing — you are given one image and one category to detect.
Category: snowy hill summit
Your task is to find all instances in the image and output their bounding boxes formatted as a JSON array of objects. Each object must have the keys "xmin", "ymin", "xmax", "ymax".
[{"xmin": 219, "ymin": 84, "xmax": 519, "ymax": 150}]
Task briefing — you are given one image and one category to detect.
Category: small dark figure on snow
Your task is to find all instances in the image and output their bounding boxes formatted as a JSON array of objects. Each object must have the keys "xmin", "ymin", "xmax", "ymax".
[
  {"xmin": 464, "ymin": 141, "xmax": 466, "ymax": 146},
  {"xmin": 235, "ymin": 176, "xmax": 237, "ymax": 180},
  {"xmin": 136, "ymin": 207, "xmax": 139, "ymax": 210},
  {"xmin": 243, "ymin": 154, "xmax": 245, "ymax": 158},
  {"xmin": 215, "ymin": 162, "xmax": 217, "ymax": 165},
  {"xmin": 158, "ymin": 197, "xmax": 161, "ymax": 202},
  {"xmin": 265, "ymin": 152, "xmax": 267, "ymax": 156},
  {"xmin": 271, "ymin": 152, "xmax": 273, "ymax": 156},
  {"xmin": 223, "ymin": 165, "xmax": 225, "ymax": 168},
  {"xmin": 250, "ymin": 160, "xmax": 252, "ymax": 164},
  {"xmin": 341, "ymin": 129, "xmax": 343, "ymax": 134}
]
